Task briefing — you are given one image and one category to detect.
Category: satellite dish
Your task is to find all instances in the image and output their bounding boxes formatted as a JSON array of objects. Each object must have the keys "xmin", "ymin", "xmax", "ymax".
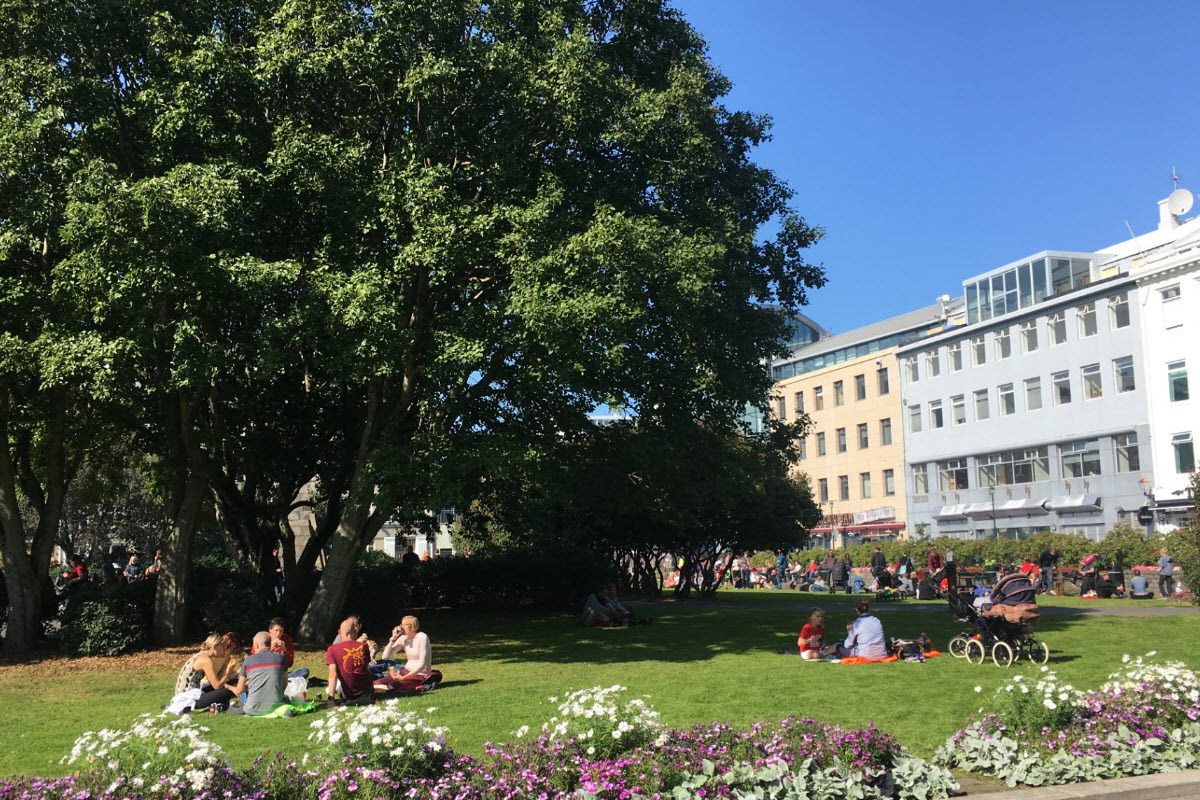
[{"xmin": 1167, "ymin": 188, "xmax": 1194, "ymax": 216}]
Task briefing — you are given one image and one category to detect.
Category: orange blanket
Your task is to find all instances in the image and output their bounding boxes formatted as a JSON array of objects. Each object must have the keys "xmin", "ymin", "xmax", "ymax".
[{"xmin": 840, "ymin": 650, "xmax": 941, "ymax": 665}]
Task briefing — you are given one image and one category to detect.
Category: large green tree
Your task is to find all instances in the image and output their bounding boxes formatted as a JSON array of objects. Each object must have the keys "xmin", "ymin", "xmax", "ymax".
[{"xmin": 3, "ymin": 0, "xmax": 825, "ymax": 645}]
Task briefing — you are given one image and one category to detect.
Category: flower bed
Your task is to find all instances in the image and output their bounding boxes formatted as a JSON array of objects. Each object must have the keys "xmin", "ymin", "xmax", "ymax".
[
  {"xmin": 936, "ymin": 653, "xmax": 1200, "ymax": 787},
  {"xmin": 0, "ymin": 687, "xmax": 957, "ymax": 800}
]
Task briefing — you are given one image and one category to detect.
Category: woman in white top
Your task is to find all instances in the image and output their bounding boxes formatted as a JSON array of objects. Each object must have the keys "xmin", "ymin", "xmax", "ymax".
[{"xmin": 374, "ymin": 615, "xmax": 432, "ymax": 691}]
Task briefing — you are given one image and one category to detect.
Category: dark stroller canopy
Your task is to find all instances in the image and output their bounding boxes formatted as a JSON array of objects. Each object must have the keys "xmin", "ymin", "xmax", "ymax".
[{"xmin": 991, "ymin": 572, "xmax": 1037, "ymax": 606}]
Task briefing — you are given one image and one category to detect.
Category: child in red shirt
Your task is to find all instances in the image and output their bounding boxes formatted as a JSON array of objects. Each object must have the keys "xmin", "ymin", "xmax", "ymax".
[{"xmin": 797, "ymin": 609, "xmax": 826, "ymax": 660}]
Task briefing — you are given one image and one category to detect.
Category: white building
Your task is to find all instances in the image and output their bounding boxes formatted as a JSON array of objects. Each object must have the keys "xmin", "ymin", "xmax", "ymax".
[
  {"xmin": 1125, "ymin": 193, "xmax": 1200, "ymax": 530},
  {"xmin": 898, "ymin": 191, "xmax": 1198, "ymax": 542}
]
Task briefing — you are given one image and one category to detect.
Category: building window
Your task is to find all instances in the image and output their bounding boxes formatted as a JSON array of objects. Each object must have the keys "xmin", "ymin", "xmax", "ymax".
[
  {"xmin": 999, "ymin": 383, "xmax": 1016, "ymax": 415},
  {"xmin": 798, "ymin": 437, "xmax": 807, "ymax": 460},
  {"xmin": 1114, "ymin": 432, "xmax": 1139, "ymax": 473},
  {"xmin": 1049, "ymin": 312, "xmax": 1066, "ymax": 346},
  {"xmin": 838, "ymin": 475, "xmax": 850, "ymax": 501},
  {"xmin": 948, "ymin": 342, "xmax": 963, "ymax": 372},
  {"xmin": 926, "ymin": 349, "xmax": 941, "ymax": 378},
  {"xmin": 912, "ymin": 464, "xmax": 928, "ymax": 495},
  {"xmin": 883, "ymin": 469, "xmax": 896, "ymax": 496},
  {"xmin": 1108, "ymin": 293, "xmax": 1130, "ymax": 329},
  {"xmin": 1082, "ymin": 363, "xmax": 1102, "ymax": 400},
  {"xmin": 834, "ymin": 380, "xmax": 844, "ymax": 406},
  {"xmin": 978, "ymin": 447, "xmax": 1049, "ymax": 486},
  {"xmin": 1020, "ymin": 321, "xmax": 1038, "ymax": 354},
  {"xmin": 795, "ymin": 391, "xmax": 805, "ymax": 413},
  {"xmin": 938, "ymin": 458, "xmax": 970, "ymax": 491},
  {"xmin": 1077, "ymin": 303, "xmax": 1098, "ymax": 338},
  {"xmin": 855, "ymin": 373, "xmax": 867, "ymax": 401},
  {"xmin": 1173, "ymin": 433, "xmax": 1195, "ymax": 474},
  {"xmin": 1052, "ymin": 370, "xmax": 1071, "ymax": 405},
  {"xmin": 1025, "ymin": 377, "xmax": 1042, "ymax": 411},
  {"xmin": 1162, "ymin": 285, "xmax": 1181, "ymax": 301},
  {"xmin": 814, "ymin": 386, "xmax": 824, "ymax": 411},
  {"xmin": 1113, "ymin": 356, "xmax": 1135, "ymax": 394},
  {"xmin": 857, "ymin": 422, "xmax": 869, "ymax": 449},
  {"xmin": 877, "ymin": 366, "xmax": 890, "ymax": 395},
  {"xmin": 971, "ymin": 336, "xmax": 986, "ymax": 366},
  {"xmin": 860, "ymin": 472, "xmax": 872, "ymax": 499},
  {"xmin": 1168, "ymin": 361, "xmax": 1189, "ymax": 402},
  {"xmin": 836, "ymin": 427, "xmax": 847, "ymax": 453},
  {"xmin": 909, "ymin": 405, "xmax": 922, "ymax": 433},
  {"xmin": 880, "ymin": 417, "xmax": 892, "ymax": 445},
  {"xmin": 905, "ymin": 357, "xmax": 919, "ymax": 383},
  {"xmin": 778, "ymin": 396, "xmax": 787, "ymax": 419},
  {"xmin": 995, "ymin": 328, "xmax": 1011, "ymax": 360},
  {"xmin": 951, "ymin": 394, "xmax": 966, "ymax": 425},
  {"xmin": 929, "ymin": 400, "xmax": 944, "ymax": 429},
  {"xmin": 974, "ymin": 389, "xmax": 990, "ymax": 421},
  {"xmin": 818, "ymin": 478, "xmax": 829, "ymax": 503},
  {"xmin": 1060, "ymin": 439, "xmax": 1101, "ymax": 478},
  {"xmin": 817, "ymin": 432, "xmax": 826, "ymax": 456}
]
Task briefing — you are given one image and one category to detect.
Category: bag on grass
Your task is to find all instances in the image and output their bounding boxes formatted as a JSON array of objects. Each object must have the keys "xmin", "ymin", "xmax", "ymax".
[{"xmin": 284, "ymin": 676, "xmax": 309, "ymax": 702}]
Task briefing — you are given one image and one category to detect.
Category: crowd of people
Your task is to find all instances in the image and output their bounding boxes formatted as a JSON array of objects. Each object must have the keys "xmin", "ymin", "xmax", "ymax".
[
  {"xmin": 168, "ymin": 614, "xmax": 440, "ymax": 716},
  {"xmin": 54, "ymin": 551, "xmax": 164, "ymax": 593}
]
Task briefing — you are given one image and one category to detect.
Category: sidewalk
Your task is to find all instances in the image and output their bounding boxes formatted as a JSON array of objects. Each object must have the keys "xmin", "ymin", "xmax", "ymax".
[{"xmin": 960, "ymin": 769, "xmax": 1200, "ymax": 799}]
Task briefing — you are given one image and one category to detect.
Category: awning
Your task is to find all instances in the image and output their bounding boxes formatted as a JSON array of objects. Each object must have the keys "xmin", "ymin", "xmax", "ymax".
[
  {"xmin": 862, "ymin": 523, "xmax": 905, "ymax": 530},
  {"xmin": 1050, "ymin": 494, "xmax": 1102, "ymax": 513},
  {"xmin": 934, "ymin": 504, "xmax": 968, "ymax": 521},
  {"xmin": 996, "ymin": 498, "xmax": 1050, "ymax": 517},
  {"xmin": 965, "ymin": 502, "xmax": 994, "ymax": 520}
]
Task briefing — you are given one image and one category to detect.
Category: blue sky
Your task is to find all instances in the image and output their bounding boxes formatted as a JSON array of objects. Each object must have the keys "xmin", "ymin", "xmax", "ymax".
[{"xmin": 674, "ymin": 1, "xmax": 1200, "ymax": 333}]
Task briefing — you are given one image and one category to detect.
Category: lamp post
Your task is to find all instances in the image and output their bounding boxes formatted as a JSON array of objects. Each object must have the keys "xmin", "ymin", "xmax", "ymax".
[
  {"xmin": 829, "ymin": 501, "xmax": 837, "ymax": 550},
  {"xmin": 989, "ymin": 485, "xmax": 998, "ymax": 540},
  {"xmin": 1138, "ymin": 476, "xmax": 1155, "ymax": 536}
]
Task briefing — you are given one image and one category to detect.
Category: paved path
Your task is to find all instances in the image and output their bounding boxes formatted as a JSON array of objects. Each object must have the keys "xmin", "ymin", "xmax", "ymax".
[
  {"xmin": 648, "ymin": 597, "xmax": 1198, "ymax": 618},
  {"xmin": 959, "ymin": 767, "xmax": 1200, "ymax": 798}
]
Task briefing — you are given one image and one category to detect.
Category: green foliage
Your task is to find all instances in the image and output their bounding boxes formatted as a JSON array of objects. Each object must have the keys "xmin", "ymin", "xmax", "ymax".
[
  {"xmin": 1166, "ymin": 472, "xmax": 1199, "ymax": 604},
  {"xmin": 767, "ymin": 526, "xmax": 1168, "ymax": 573},
  {"xmin": 57, "ymin": 584, "xmax": 153, "ymax": 657},
  {"xmin": 199, "ymin": 582, "xmax": 267, "ymax": 643}
]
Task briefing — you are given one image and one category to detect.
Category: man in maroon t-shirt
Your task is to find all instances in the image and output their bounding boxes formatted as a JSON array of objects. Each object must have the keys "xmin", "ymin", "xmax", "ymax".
[{"xmin": 326, "ymin": 617, "xmax": 373, "ymax": 705}]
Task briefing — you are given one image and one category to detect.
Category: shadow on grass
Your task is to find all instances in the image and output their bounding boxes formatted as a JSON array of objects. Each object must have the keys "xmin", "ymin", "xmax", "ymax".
[{"xmin": 418, "ymin": 591, "xmax": 1135, "ymax": 668}]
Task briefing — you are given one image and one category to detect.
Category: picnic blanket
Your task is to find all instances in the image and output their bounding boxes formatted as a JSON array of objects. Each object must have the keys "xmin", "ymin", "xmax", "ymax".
[
  {"xmin": 840, "ymin": 650, "xmax": 941, "ymax": 665},
  {"xmin": 249, "ymin": 700, "xmax": 319, "ymax": 718}
]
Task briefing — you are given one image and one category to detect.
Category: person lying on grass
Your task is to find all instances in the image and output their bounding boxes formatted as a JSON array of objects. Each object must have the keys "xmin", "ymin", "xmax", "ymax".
[
  {"xmin": 797, "ymin": 608, "xmax": 826, "ymax": 660},
  {"xmin": 822, "ymin": 598, "xmax": 888, "ymax": 660},
  {"xmin": 374, "ymin": 615, "xmax": 433, "ymax": 692}
]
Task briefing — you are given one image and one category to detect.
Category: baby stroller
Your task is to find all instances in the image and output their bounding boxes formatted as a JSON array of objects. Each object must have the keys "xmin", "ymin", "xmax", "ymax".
[{"xmin": 946, "ymin": 573, "xmax": 1048, "ymax": 667}]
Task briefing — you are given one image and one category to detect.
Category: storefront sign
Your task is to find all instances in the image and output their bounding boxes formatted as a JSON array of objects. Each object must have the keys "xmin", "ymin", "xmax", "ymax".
[{"xmin": 853, "ymin": 506, "xmax": 896, "ymax": 525}]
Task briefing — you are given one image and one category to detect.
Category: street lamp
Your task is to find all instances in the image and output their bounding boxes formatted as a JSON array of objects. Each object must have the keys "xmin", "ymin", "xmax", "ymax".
[
  {"xmin": 829, "ymin": 501, "xmax": 837, "ymax": 549},
  {"xmin": 1138, "ymin": 475, "xmax": 1155, "ymax": 535},
  {"xmin": 988, "ymin": 485, "xmax": 999, "ymax": 540}
]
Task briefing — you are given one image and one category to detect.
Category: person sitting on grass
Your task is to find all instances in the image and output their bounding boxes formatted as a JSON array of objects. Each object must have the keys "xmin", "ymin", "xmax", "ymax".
[
  {"xmin": 228, "ymin": 631, "xmax": 290, "ymax": 717},
  {"xmin": 175, "ymin": 632, "xmax": 244, "ymax": 711},
  {"xmin": 326, "ymin": 617, "xmax": 374, "ymax": 706},
  {"xmin": 582, "ymin": 585, "xmax": 624, "ymax": 626},
  {"xmin": 1129, "ymin": 569, "xmax": 1153, "ymax": 599},
  {"xmin": 797, "ymin": 608, "xmax": 826, "ymax": 660},
  {"xmin": 824, "ymin": 598, "xmax": 888, "ymax": 660},
  {"xmin": 850, "ymin": 572, "xmax": 866, "ymax": 594},
  {"xmin": 374, "ymin": 615, "xmax": 433, "ymax": 692}
]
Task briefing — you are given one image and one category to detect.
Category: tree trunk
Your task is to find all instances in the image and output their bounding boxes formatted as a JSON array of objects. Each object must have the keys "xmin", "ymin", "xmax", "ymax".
[
  {"xmin": 297, "ymin": 499, "xmax": 386, "ymax": 641},
  {"xmin": 152, "ymin": 473, "xmax": 206, "ymax": 645}
]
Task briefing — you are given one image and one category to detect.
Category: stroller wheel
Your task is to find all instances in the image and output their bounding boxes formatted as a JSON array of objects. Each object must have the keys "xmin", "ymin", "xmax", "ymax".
[
  {"xmin": 1027, "ymin": 640, "xmax": 1050, "ymax": 665},
  {"xmin": 992, "ymin": 640, "xmax": 1015, "ymax": 667},
  {"xmin": 965, "ymin": 638, "xmax": 986, "ymax": 665},
  {"xmin": 949, "ymin": 635, "xmax": 970, "ymax": 658}
]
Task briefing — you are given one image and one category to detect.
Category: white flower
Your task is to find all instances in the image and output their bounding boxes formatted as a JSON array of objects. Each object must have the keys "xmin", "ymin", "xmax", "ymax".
[
  {"xmin": 1044, "ymin": 699, "xmax": 1057, "ymax": 710},
  {"xmin": 974, "ymin": 686, "xmax": 982, "ymax": 693}
]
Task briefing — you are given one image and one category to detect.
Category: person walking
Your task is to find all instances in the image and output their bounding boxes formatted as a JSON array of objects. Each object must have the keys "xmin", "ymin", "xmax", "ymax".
[
  {"xmin": 1158, "ymin": 548, "xmax": 1176, "ymax": 599},
  {"xmin": 775, "ymin": 549, "xmax": 789, "ymax": 590},
  {"xmin": 870, "ymin": 546, "xmax": 887, "ymax": 582}
]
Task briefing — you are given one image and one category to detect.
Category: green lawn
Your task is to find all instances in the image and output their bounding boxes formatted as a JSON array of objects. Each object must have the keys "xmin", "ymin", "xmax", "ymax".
[{"xmin": 1, "ymin": 595, "xmax": 1197, "ymax": 779}]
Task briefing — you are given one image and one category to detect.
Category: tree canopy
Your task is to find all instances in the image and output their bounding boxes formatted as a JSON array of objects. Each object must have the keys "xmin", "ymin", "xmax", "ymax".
[{"xmin": 1, "ymin": 0, "xmax": 826, "ymax": 647}]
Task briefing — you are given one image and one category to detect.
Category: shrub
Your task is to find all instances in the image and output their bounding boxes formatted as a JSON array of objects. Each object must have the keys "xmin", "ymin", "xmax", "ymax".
[
  {"xmin": 62, "ymin": 713, "xmax": 231, "ymax": 795},
  {"xmin": 57, "ymin": 582, "xmax": 154, "ymax": 656},
  {"xmin": 307, "ymin": 699, "xmax": 451, "ymax": 778},
  {"xmin": 199, "ymin": 581, "xmax": 265, "ymax": 643}
]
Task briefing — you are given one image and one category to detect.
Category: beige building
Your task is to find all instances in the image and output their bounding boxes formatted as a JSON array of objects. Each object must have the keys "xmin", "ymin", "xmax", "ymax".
[{"xmin": 772, "ymin": 299, "xmax": 964, "ymax": 546}]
